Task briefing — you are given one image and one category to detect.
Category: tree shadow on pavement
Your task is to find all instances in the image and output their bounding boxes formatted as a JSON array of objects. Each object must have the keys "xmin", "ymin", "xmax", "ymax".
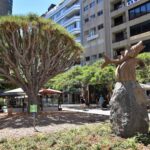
[{"xmin": 0, "ymin": 111, "xmax": 109, "ymax": 129}]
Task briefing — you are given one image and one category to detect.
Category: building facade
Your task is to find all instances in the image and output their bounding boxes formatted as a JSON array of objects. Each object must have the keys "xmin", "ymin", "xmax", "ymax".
[
  {"xmin": 110, "ymin": 0, "xmax": 150, "ymax": 57},
  {"xmin": 44, "ymin": 0, "xmax": 150, "ymax": 62},
  {"xmin": 0, "ymin": 0, "xmax": 13, "ymax": 16},
  {"xmin": 81, "ymin": 0, "xmax": 112, "ymax": 64},
  {"xmin": 44, "ymin": 0, "xmax": 81, "ymax": 43}
]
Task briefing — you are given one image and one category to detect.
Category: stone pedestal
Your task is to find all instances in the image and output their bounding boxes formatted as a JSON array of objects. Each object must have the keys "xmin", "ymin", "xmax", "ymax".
[{"xmin": 110, "ymin": 81, "xmax": 149, "ymax": 138}]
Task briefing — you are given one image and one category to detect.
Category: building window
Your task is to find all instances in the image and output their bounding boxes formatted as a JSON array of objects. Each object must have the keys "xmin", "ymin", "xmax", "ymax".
[
  {"xmin": 90, "ymin": 1, "xmax": 95, "ymax": 8},
  {"xmin": 84, "ymin": 5, "xmax": 88, "ymax": 11},
  {"xmin": 114, "ymin": 15, "xmax": 124, "ymax": 26},
  {"xmin": 88, "ymin": 27, "xmax": 96, "ymax": 37},
  {"xmin": 143, "ymin": 40, "xmax": 150, "ymax": 52},
  {"xmin": 141, "ymin": 5, "xmax": 147, "ymax": 15},
  {"xmin": 129, "ymin": 2, "xmax": 150, "ymax": 20},
  {"xmin": 67, "ymin": 22, "xmax": 78, "ymax": 31},
  {"xmin": 130, "ymin": 20, "xmax": 150, "ymax": 36},
  {"xmin": 84, "ymin": 18, "xmax": 89, "ymax": 23},
  {"xmin": 97, "ymin": 24, "xmax": 103, "ymax": 30},
  {"xmin": 147, "ymin": 2, "xmax": 150, "ymax": 13},
  {"xmin": 91, "ymin": 55, "xmax": 97, "ymax": 60},
  {"xmin": 99, "ymin": 53, "xmax": 102, "ymax": 58},
  {"xmin": 114, "ymin": 1, "xmax": 122, "ymax": 10},
  {"xmin": 85, "ymin": 56, "xmax": 90, "ymax": 61},
  {"xmin": 97, "ymin": 10, "xmax": 103, "ymax": 16},
  {"xmin": 55, "ymin": 11, "xmax": 61, "ymax": 18},
  {"xmin": 90, "ymin": 14, "xmax": 95, "ymax": 19},
  {"xmin": 134, "ymin": 7, "xmax": 141, "ymax": 18},
  {"xmin": 129, "ymin": 9, "xmax": 135, "ymax": 20},
  {"xmin": 115, "ymin": 31, "xmax": 125, "ymax": 42}
]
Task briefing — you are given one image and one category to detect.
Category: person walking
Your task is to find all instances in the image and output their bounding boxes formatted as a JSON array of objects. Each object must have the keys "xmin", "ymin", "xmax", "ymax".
[{"xmin": 99, "ymin": 95, "xmax": 104, "ymax": 108}]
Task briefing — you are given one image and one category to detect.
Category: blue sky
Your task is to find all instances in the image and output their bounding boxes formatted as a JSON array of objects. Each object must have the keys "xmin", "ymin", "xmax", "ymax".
[{"xmin": 13, "ymin": 0, "xmax": 61, "ymax": 15}]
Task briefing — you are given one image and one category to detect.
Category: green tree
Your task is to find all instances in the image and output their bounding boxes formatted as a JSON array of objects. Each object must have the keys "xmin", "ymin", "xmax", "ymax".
[
  {"xmin": 137, "ymin": 53, "xmax": 150, "ymax": 83},
  {"xmin": 47, "ymin": 60, "xmax": 115, "ymax": 95},
  {"xmin": 0, "ymin": 15, "xmax": 82, "ymax": 107},
  {"xmin": 48, "ymin": 53, "xmax": 149, "ymax": 95}
]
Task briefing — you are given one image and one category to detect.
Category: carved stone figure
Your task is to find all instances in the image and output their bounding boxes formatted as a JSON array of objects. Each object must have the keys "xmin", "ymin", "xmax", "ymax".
[{"xmin": 102, "ymin": 41, "xmax": 149, "ymax": 137}]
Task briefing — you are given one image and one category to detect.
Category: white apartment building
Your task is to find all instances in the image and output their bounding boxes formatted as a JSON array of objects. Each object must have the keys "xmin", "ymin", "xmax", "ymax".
[{"xmin": 44, "ymin": 0, "xmax": 81, "ymax": 43}]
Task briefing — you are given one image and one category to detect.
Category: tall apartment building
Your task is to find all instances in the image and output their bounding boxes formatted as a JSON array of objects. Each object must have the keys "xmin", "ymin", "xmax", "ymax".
[
  {"xmin": 0, "ymin": 0, "xmax": 13, "ymax": 16},
  {"xmin": 81, "ymin": 0, "xmax": 112, "ymax": 64},
  {"xmin": 110, "ymin": 0, "xmax": 150, "ymax": 57},
  {"xmin": 44, "ymin": 0, "xmax": 81, "ymax": 43}
]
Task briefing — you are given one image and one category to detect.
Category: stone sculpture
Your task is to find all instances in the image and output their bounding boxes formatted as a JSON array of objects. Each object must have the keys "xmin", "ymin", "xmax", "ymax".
[{"xmin": 102, "ymin": 41, "xmax": 149, "ymax": 137}]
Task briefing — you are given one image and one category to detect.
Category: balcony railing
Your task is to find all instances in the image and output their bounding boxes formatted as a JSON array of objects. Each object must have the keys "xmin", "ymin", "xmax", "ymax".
[
  {"xmin": 64, "ymin": 4, "xmax": 80, "ymax": 16},
  {"xmin": 54, "ymin": 4, "xmax": 80, "ymax": 22},
  {"xmin": 113, "ymin": 36, "xmax": 127, "ymax": 43},
  {"xmin": 111, "ymin": 3, "xmax": 125, "ymax": 12},
  {"xmin": 68, "ymin": 27, "xmax": 81, "ymax": 34},
  {"xmin": 87, "ymin": 34, "xmax": 99, "ymax": 41},
  {"xmin": 114, "ymin": 20, "xmax": 124, "ymax": 26},
  {"xmin": 62, "ymin": 16, "xmax": 80, "ymax": 27}
]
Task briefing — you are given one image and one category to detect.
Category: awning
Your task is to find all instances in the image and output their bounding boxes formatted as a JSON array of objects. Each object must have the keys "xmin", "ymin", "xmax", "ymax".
[
  {"xmin": 0, "ymin": 88, "xmax": 62, "ymax": 97},
  {"xmin": 39, "ymin": 88, "xmax": 62, "ymax": 95},
  {"xmin": 0, "ymin": 88, "xmax": 25, "ymax": 96},
  {"xmin": 140, "ymin": 83, "xmax": 150, "ymax": 90}
]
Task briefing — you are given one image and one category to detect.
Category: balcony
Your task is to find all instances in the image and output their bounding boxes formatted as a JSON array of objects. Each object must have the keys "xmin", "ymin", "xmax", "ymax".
[
  {"xmin": 112, "ymin": 15, "xmax": 126, "ymax": 27},
  {"xmin": 111, "ymin": 6, "xmax": 126, "ymax": 17},
  {"xmin": 114, "ymin": 4, "xmax": 124, "ymax": 11},
  {"xmin": 75, "ymin": 38, "xmax": 81, "ymax": 43},
  {"xmin": 111, "ymin": 23, "xmax": 127, "ymax": 33},
  {"xmin": 64, "ymin": 4, "xmax": 80, "ymax": 17},
  {"xmin": 112, "ymin": 19, "xmax": 126, "ymax": 28},
  {"xmin": 113, "ymin": 30, "xmax": 127, "ymax": 43},
  {"xmin": 130, "ymin": 31, "xmax": 150, "ymax": 42},
  {"xmin": 112, "ymin": 39, "xmax": 128, "ymax": 49},
  {"xmin": 113, "ymin": 36, "xmax": 127, "ymax": 43},
  {"xmin": 63, "ymin": 16, "xmax": 80, "ymax": 27},
  {"xmin": 46, "ymin": 0, "xmax": 78, "ymax": 17},
  {"xmin": 68, "ymin": 27, "xmax": 81, "ymax": 34},
  {"xmin": 87, "ymin": 34, "xmax": 99, "ymax": 41},
  {"xmin": 48, "ymin": 3, "xmax": 80, "ymax": 23}
]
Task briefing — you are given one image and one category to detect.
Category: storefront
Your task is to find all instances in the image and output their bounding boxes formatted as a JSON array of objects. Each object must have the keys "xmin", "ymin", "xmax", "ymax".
[{"xmin": 0, "ymin": 88, "xmax": 62, "ymax": 113}]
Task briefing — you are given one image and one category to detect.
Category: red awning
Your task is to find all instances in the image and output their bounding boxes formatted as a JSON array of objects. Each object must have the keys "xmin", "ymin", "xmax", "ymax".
[{"xmin": 39, "ymin": 88, "xmax": 62, "ymax": 95}]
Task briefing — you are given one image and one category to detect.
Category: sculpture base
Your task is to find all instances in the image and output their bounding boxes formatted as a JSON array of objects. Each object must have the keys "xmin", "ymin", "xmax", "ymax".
[{"xmin": 110, "ymin": 81, "xmax": 149, "ymax": 138}]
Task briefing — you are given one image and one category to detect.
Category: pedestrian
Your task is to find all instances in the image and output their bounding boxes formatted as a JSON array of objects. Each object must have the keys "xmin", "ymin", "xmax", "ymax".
[
  {"xmin": 80, "ymin": 96, "xmax": 85, "ymax": 109},
  {"xmin": 99, "ymin": 95, "xmax": 104, "ymax": 108}
]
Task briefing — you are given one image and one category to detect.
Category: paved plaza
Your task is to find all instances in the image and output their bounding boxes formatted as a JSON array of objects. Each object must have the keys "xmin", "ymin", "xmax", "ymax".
[{"xmin": 62, "ymin": 104, "xmax": 150, "ymax": 119}]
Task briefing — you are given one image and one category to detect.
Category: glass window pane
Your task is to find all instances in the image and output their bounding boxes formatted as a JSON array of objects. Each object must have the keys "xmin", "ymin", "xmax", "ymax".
[
  {"xmin": 129, "ymin": 9, "xmax": 135, "ymax": 20},
  {"xmin": 141, "ymin": 5, "xmax": 146, "ymax": 15},
  {"xmin": 146, "ymin": 2, "xmax": 150, "ymax": 13},
  {"xmin": 134, "ymin": 7, "xmax": 140, "ymax": 17},
  {"xmin": 142, "ymin": 21, "xmax": 150, "ymax": 33}
]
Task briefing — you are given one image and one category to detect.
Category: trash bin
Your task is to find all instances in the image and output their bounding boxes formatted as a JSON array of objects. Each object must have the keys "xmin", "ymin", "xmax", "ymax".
[{"xmin": 8, "ymin": 106, "xmax": 13, "ymax": 116}]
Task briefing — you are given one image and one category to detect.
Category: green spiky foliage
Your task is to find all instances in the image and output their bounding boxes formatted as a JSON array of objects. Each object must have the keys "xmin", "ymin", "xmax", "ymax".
[{"xmin": 0, "ymin": 14, "xmax": 83, "ymax": 105}]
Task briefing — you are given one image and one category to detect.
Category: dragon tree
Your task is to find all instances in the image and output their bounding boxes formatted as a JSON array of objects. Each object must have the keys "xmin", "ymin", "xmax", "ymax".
[{"xmin": 0, "ymin": 15, "xmax": 83, "ymax": 107}]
